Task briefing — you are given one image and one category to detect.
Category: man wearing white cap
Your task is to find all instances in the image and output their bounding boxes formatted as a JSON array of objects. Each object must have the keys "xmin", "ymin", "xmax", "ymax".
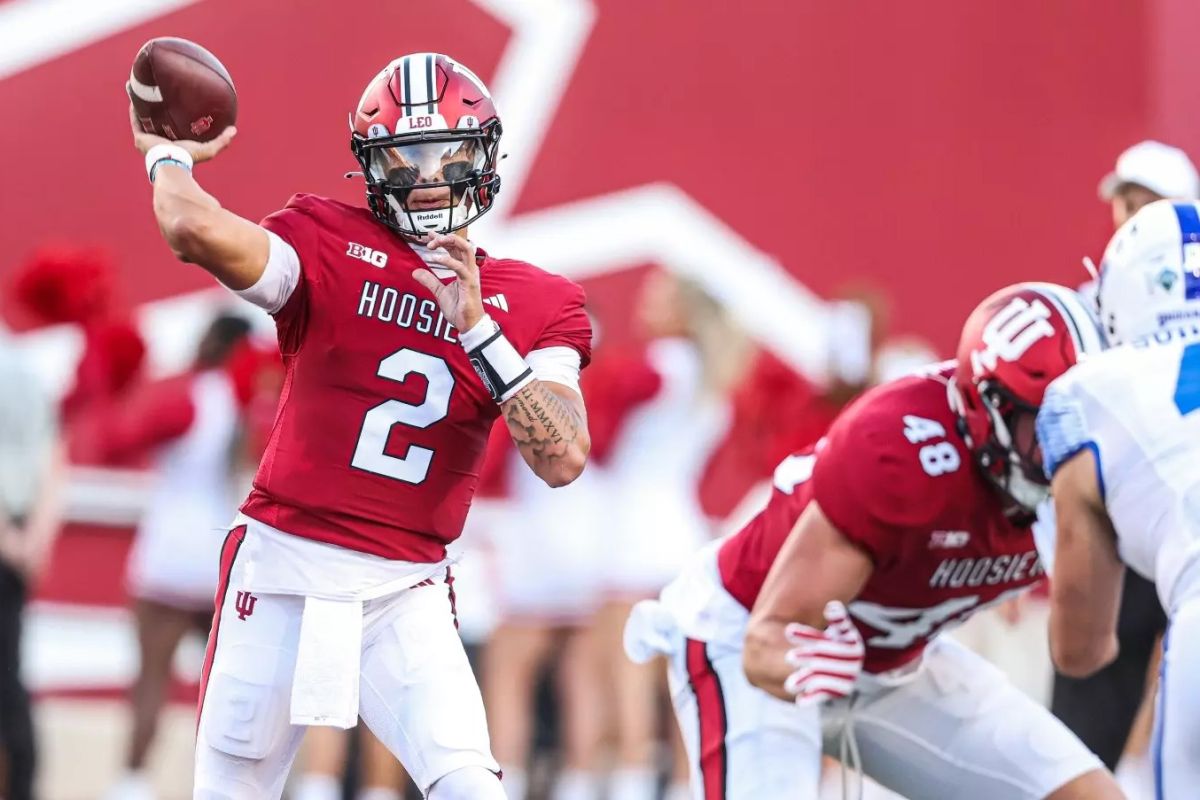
[
  {"xmin": 1098, "ymin": 139, "xmax": 1200, "ymax": 228},
  {"xmin": 1049, "ymin": 139, "xmax": 1200, "ymax": 785}
]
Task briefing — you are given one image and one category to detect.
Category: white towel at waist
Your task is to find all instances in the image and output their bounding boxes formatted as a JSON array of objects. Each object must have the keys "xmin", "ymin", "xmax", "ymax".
[{"xmin": 290, "ymin": 596, "xmax": 363, "ymax": 728}]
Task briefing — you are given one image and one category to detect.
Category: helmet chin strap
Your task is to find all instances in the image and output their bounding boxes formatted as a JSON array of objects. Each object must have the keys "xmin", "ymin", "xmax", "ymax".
[
  {"xmin": 985, "ymin": 400, "xmax": 1011, "ymax": 448},
  {"xmin": 945, "ymin": 378, "xmax": 966, "ymax": 418},
  {"xmin": 984, "ymin": 399, "xmax": 1047, "ymax": 512},
  {"xmin": 1005, "ymin": 467, "xmax": 1050, "ymax": 512}
]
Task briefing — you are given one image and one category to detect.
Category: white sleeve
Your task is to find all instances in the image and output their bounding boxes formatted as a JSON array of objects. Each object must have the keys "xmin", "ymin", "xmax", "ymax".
[
  {"xmin": 526, "ymin": 346, "xmax": 582, "ymax": 395},
  {"xmin": 235, "ymin": 230, "xmax": 301, "ymax": 314}
]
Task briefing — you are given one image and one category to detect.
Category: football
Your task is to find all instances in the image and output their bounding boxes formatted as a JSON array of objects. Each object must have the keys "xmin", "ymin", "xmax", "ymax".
[{"xmin": 128, "ymin": 37, "xmax": 237, "ymax": 142}]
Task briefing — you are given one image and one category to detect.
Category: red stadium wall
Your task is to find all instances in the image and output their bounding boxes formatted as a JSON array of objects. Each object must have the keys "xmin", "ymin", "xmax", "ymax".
[{"xmin": 0, "ymin": 0, "xmax": 1196, "ymax": 350}]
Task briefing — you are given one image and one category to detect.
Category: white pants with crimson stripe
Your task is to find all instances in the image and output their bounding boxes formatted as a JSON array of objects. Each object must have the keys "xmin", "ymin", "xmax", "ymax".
[
  {"xmin": 194, "ymin": 526, "xmax": 499, "ymax": 799},
  {"xmin": 669, "ymin": 635, "xmax": 822, "ymax": 799},
  {"xmin": 640, "ymin": 544, "xmax": 1103, "ymax": 800}
]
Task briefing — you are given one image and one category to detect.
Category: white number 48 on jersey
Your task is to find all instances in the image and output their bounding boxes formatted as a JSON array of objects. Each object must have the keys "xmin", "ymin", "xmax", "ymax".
[{"xmin": 903, "ymin": 415, "xmax": 961, "ymax": 477}]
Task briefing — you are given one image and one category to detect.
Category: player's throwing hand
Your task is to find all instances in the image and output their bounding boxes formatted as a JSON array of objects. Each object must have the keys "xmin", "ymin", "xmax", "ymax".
[
  {"xmin": 127, "ymin": 103, "xmax": 236, "ymax": 162},
  {"xmin": 783, "ymin": 601, "xmax": 865, "ymax": 705},
  {"xmin": 412, "ymin": 233, "xmax": 486, "ymax": 333}
]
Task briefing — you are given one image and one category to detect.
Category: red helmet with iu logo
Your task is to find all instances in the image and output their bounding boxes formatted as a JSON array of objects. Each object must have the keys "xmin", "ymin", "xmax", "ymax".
[
  {"xmin": 948, "ymin": 282, "xmax": 1104, "ymax": 515},
  {"xmin": 350, "ymin": 53, "xmax": 502, "ymax": 236}
]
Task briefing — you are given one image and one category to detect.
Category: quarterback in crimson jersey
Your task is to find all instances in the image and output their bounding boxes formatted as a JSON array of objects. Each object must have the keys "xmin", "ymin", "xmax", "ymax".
[
  {"xmin": 625, "ymin": 283, "xmax": 1122, "ymax": 800},
  {"xmin": 131, "ymin": 53, "xmax": 589, "ymax": 800}
]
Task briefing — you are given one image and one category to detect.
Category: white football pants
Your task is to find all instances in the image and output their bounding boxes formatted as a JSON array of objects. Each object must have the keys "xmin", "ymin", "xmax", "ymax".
[{"xmin": 193, "ymin": 527, "xmax": 500, "ymax": 799}]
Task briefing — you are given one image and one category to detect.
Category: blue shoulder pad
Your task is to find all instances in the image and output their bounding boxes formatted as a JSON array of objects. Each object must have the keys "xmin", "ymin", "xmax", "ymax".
[{"xmin": 1036, "ymin": 385, "xmax": 1094, "ymax": 480}]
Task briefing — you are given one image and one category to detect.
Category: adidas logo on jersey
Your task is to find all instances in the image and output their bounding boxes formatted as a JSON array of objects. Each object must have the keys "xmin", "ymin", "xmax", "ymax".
[
  {"xmin": 483, "ymin": 293, "xmax": 509, "ymax": 312},
  {"xmin": 928, "ymin": 530, "xmax": 971, "ymax": 549}
]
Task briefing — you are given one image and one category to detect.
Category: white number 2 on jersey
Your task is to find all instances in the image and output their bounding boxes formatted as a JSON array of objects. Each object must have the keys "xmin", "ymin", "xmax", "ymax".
[
  {"xmin": 351, "ymin": 348, "xmax": 455, "ymax": 484},
  {"xmin": 903, "ymin": 415, "xmax": 961, "ymax": 476}
]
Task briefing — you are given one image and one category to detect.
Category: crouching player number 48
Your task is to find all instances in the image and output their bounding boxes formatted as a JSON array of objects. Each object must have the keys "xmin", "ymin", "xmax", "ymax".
[
  {"xmin": 132, "ymin": 53, "xmax": 592, "ymax": 800},
  {"xmin": 626, "ymin": 283, "xmax": 1123, "ymax": 799}
]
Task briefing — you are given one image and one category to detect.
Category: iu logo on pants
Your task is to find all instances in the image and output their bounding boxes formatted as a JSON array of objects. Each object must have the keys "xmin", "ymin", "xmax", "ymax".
[{"xmin": 235, "ymin": 591, "xmax": 258, "ymax": 621}]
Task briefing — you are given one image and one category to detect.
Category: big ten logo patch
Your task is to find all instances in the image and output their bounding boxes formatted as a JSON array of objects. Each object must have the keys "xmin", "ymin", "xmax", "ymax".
[
  {"xmin": 971, "ymin": 297, "xmax": 1054, "ymax": 376},
  {"xmin": 348, "ymin": 242, "xmax": 388, "ymax": 268}
]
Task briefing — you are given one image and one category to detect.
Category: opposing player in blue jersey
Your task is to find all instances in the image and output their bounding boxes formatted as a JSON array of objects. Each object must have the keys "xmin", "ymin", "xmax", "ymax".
[{"xmin": 1038, "ymin": 198, "xmax": 1200, "ymax": 799}]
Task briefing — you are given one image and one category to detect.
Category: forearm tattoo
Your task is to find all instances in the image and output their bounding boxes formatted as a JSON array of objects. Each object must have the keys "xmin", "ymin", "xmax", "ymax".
[{"xmin": 501, "ymin": 380, "xmax": 585, "ymax": 467}]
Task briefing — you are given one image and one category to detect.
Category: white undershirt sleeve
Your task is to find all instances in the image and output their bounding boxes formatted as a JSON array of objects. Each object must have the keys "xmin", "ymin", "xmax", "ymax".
[
  {"xmin": 526, "ymin": 346, "xmax": 583, "ymax": 395},
  {"xmin": 235, "ymin": 230, "xmax": 301, "ymax": 314}
]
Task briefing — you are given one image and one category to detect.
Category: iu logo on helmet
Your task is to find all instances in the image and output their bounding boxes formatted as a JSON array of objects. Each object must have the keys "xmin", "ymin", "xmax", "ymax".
[
  {"xmin": 971, "ymin": 297, "xmax": 1054, "ymax": 376},
  {"xmin": 235, "ymin": 591, "xmax": 258, "ymax": 621}
]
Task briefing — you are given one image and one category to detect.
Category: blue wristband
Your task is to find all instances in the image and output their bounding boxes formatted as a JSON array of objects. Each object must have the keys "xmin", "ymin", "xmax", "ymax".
[{"xmin": 149, "ymin": 157, "xmax": 192, "ymax": 183}]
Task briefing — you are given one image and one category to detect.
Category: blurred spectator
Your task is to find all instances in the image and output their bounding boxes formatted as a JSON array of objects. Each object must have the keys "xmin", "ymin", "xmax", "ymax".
[
  {"xmin": 100, "ymin": 313, "xmax": 251, "ymax": 800},
  {"xmin": 61, "ymin": 319, "xmax": 148, "ymax": 429},
  {"xmin": 591, "ymin": 271, "xmax": 748, "ymax": 800},
  {"xmin": 697, "ymin": 349, "xmax": 841, "ymax": 520},
  {"xmin": 870, "ymin": 335, "xmax": 940, "ymax": 384},
  {"xmin": 9, "ymin": 245, "xmax": 149, "ymax": 467},
  {"xmin": 1098, "ymin": 140, "xmax": 1200, "ymax": 229},
  {"xmin": 8, "ymin": 246, "xmax": 146, "ymax": 426},
  {"xmin": 223, "ymin": 335, "xmax": 285, "ymax": 508},
  {"xmin": 698, "ymin": 286, "xmax": 890, "ymax": 522},
  {"xmin": 293, "ymin": 726, "xmax": 411, "ymax": 800},
  {"xmin": 0, "ymin": 332, "xmax": 66, "ymax": 800}
]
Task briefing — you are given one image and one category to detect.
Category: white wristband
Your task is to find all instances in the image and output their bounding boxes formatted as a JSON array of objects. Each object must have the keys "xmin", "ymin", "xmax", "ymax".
[
  {"xmin": 145, "ymin": 143, "xmax": 194, "ymax": 181},
  {"xmin": 459, "ymin": 314, "xmax": 534, "ymax": 402},
  {"xmin": 458, "ymin": 314, "xmax": 499, "ymax": 351}
]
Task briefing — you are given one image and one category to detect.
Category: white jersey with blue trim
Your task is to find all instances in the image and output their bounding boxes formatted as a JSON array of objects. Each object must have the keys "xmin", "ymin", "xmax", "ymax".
[{"xmin": 1038, "ymin": 333, "xmax": 1200, "ymax": 610}]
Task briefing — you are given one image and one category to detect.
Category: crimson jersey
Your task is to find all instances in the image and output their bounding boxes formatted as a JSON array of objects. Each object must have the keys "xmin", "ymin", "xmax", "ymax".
[
  {"xmin": 241, "ymin": 194, "xmax": 591, "ymax": 561},
  {"xmin": 717, "ymin": 367, "xmax": 1043, "ymax": 673}
]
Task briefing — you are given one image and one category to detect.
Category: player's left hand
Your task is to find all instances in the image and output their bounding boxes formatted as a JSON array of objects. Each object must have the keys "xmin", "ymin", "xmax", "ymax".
[
  {"xmin": 782, "ymin": 601, "xmax": 865, "ymax": 706},
  {"xmin": 411, "ymin": 232, "xmax": 485, "ymax": 333}
]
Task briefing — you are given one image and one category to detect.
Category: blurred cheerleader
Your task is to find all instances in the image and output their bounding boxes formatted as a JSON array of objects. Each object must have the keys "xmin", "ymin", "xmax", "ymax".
[
  {"xmin": 102, "ymin": 313, "xmax": 256, "ymax": 800},
  {"xmin": 593, "ymin": 271, "xmax": 749, "ymax": 800}
]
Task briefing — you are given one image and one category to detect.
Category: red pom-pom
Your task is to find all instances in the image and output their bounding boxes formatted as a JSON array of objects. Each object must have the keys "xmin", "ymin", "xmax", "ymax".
[
  {"xmin": 61, "ymin": 320, "xmax": 147, "ymax": 421},
  {"xmin": 11, "ymin": 246, "xmax": 116, "ymax": 325}
]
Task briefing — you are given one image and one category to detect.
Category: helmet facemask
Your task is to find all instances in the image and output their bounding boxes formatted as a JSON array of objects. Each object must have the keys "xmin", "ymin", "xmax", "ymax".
[
  {"xmin": 967, "ymin": 379, "xmax": 1048, "ymax": 516},
  {"xmin": 351, "ymin": 119, "xmax": 502, "ymax": 237}
]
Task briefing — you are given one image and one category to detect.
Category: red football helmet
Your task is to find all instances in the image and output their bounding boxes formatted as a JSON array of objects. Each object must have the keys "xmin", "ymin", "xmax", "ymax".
[
  {"xmin": 349, "ymin": 53, "xmax": 502, "ymax": 236},
  {"xmin": 948, "ymin": 283, "xmax": 1103, "ymax": 514}
]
